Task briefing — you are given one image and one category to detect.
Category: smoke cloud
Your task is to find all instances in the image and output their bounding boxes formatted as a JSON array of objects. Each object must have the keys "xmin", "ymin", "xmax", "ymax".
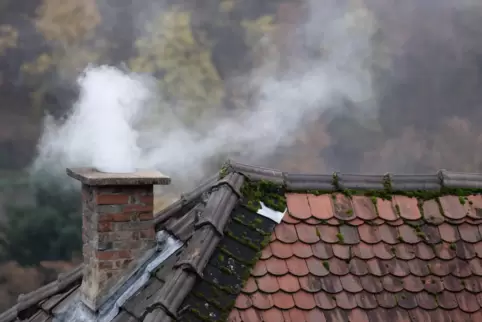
[
  {"xmin": 32, "ymin": 0, "xmax": 380, "ymax": 188},
  {"xmin": 29, "ymin": 0, "xmax": 482, "ymax": 191}
]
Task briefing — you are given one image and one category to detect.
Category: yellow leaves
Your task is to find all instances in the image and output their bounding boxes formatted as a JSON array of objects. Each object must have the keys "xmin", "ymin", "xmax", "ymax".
[
  {"xmin": 242, "ymin": 15, "xmax": 276, "ymax": 47},
  {"xmin": 21, "ymin": 54, "xmax": 53, "ymax": 75},
  {"xmin": 56, "ymin": 46, "xmax": 102, "ymax": 79},
  {"xmin": 220, "ymin": 0, "xmax": 236, "ymax": 12},
  {"xmin": 35, "ymin": 0, "xmax": 101, "ymax": 46},
  {"xmin": 130, "ymin": 10, "xmax": 225, "ymax": 115},
  {"xmin": 0, "ymin": 25, "xmax": 18, "ymax": 55}
]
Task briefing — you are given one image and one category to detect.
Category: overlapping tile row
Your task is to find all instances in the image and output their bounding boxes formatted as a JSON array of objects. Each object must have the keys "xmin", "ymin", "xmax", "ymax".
[
  {"xmin": 176, "ymin": 205, "xmax": 278, "ymax": 322},
  {"xmin": 142, "ymin": 173, "xmax": 246, "ymax": 322},
  {"xmin": 0, "ymin": 266, "xmax": 83, "ymax": 322},
  {"xmin": 231, "ymin": 192, "xmax": 482, "ymax": 322}
]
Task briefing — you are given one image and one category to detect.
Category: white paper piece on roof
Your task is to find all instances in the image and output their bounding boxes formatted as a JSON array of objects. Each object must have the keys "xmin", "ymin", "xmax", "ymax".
[{"xmin": 257, "ymin": 202, "xmax": 286, "ymax": 223}]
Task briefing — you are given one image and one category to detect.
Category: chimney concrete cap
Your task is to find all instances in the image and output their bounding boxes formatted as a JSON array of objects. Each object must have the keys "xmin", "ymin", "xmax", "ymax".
[{"xmin": 66, "ymin": 167, "xmax": 171, "ymax": 186}]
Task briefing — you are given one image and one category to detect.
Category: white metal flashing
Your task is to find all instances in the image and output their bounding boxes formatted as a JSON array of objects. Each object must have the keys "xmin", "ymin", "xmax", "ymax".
[{"xmin": 256, "ymin": 202, "xmax": 286, "ymax": 223}]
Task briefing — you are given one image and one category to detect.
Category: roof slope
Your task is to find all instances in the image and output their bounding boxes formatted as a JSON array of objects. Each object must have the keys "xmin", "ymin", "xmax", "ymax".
[
  {"xmin": 230, "ymin": 192, "xmax": 482, "ymax": 322},
  {"xmin": 3, "ymin": 161, "xmax": 482, "ymax": 322}
]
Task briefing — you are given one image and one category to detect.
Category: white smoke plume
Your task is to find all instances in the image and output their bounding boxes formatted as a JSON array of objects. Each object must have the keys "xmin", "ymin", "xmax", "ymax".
[{"xmin": 31, "ymin": 1, "xmax": 381, "ymax": 188}]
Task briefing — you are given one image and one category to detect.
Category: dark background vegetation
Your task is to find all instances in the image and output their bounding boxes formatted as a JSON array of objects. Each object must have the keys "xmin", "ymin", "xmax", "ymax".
[{"xmin": 2, "ymin": 0, "xmax": 482, "ymax": 312}]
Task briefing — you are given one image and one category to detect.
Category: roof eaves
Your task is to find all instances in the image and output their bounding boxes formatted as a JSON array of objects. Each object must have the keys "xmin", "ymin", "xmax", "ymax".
[{"xmin": 0, "ymin": 265, "xmax": 83, "ymax": 322}]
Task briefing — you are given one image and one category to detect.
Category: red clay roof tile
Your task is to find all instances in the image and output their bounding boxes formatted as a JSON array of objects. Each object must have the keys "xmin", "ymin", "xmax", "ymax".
[
  {"xmin": 307, "ymin": 195, "xmax": 333, "ymax": 220},
  {"xmin": 239, "ymin": 308, "xmax": 262, "ymax": 322},
  {"xmin": 318, "ymin": 225, "xmax": 339, "ymax": 244},
  {"xmin": 333, "ymin": 194, "xmax": 356, "ymax": 221},
  {"xmin": 250, "ymin": 293, "xmax": 273, "ymax": 310},
  {"xmin": 232, "ymin": 192, "xmax": 482, "ymax": 321},
  {"xmin": 416, "ymin": 292, "xmax": 438, "ymax": 310},
  {"xmin": 242, "ymin": 277, "xmax": 257, "ymax": 294},
  {"xmin": 339, "ymin": 274, "xmax": 362, "ymax": 293},
  {"xmin": 423, "ymin": 199, "xmax": 445, "ymax": 224},
  {"xmin": 377, "ymin": 198, "xmax": 398, "ymax": 221},
  {"xmin": 295, "ymin": 223, "xmax": 319, "ymax": 244},
  {"xmin": 271, "ymin": 292, "xmax": 294, "ymax": 309},
  {"xmin": 269, "ymin": 240, "xmax": 292, "ymax": 259},
  {"xmin": 291, "ymin": 241, "xmax": 313, "ymax": 258},
  {"xmin": 286, "ymin": 193, "xmax": 311, "ymax": 220},
  {"xmin": 281, "ymin": 212, "xmax": 300, "ymax": 224},
  {"xmin": 440, "ymin": 195, "xmax": 466, "ymax": 220},
  {"xmin": 349, "ymin": 308, "xmax": 370, "ymax": 322},
  {"xmin": 285, "ymin": 257, "xmax": 309, "ymax": 277},
  {"xmin": 277, "ymin": 274, "xmax": 300, "ymax": 293},
  {"xmin": 395, "ymin": 243, "xmax": 416, "ymax": 260},
  {"xmin": 274, "ymin": 223, "xmax": 297, "ymax": 244},
  {"xmin": 304, "ymin": 258, "xmax": 329, "ymax": 277},
  {"xmin": 352, "ymin": 196, "xmax": 378, "ymax": 220},
  {"xmin": 292, "ymin": 291, "xmax": 316, "ymax": 310},
  {"xmin": 459, "ymin": 223, "xmax": 481, "ymax": 243},
  {"xmin": 283, "ymin": 308, "xmax": 304, "ymax": 322},
  {"xmin": 372, "ymin": 243, "xmax": 393, "ymax": 260},
  {"xmin": 331, "ymin": 244, "xmax": 350, "ymax": 260},
  {"xmin": 355, "ymin": 292, "xmax": 377, "ymax": 309},
  {"xmin": 310, "ymin": 242, "xmax": 333, "ymax": 259},
  {"xmin": 305, "ymin": 309, "xmax": 327, "ymax": 322},
  {"xmin": 260, "ymin": 309, "xmax": 283, "ymax": 321},
  {"xmin": 235, "ymin": 294, "xmax": 252, "ymax": 310},
  {"xmin": 227, "ymin": 309, "xmax": 242, "ymax": 322},
  {"xmin": 351, "ymin": 242, "xmax": 374, "ymax": 259},
  {"xmin": 251, "ymin": 260, "xmax": 267, "ymax": 277},
  {"xmin": 264, "ymin": 257, "xmax": 288, "ymax": 276},
  {"xmin": 312, "ymin": 291, "xmax": 335, "ymax": 309},
  {"xmin": 260, "ymin": 244, "xmax": 272, "ymax": 260},
  {"xmin": 394, "ymin": 195, "xmax": 422, "ymax": 220}
]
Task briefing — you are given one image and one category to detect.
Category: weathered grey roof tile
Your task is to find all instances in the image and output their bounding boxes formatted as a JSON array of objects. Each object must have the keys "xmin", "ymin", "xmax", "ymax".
[
  {"xmin": 337, "ymin": 173, "xmax": 386, "ymax": 190},
  {"xmin": 440, "ymin": 170, "xmax": 482, "ymax": 189},
  {"xmin": 27, "ymin": 311, "xmax": 51, "ymax": 322},
  {"xmin": 122, "ymin": 278, "xmax": 164, "ymax": 319},
  {"xmin": 285, "ymin": 172, "xmax": 333, "ymax": 191},
  {"xmin": 228, "ymin": 161, "xmax": 284, "ymax": 184},
  {"xmin": 390, "ymin": 174, "xmax": 441, "ymax": 191},
  {"xmin": 195, "ymin": 173, "xmax": 244, "ymax": 235}
]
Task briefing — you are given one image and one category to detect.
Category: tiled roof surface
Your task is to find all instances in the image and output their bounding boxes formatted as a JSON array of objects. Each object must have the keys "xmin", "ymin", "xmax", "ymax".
[
  {"xmin": 5, "ymin": 161, "xmax": 482, "ymax": 322},
  {"xmin": 230, "ymin": 192, "xmax": 482, "ymax": 322}
]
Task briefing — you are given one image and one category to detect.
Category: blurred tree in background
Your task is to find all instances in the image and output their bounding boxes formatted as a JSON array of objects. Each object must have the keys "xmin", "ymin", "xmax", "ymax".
[{"xmin": 0, "ymin": 179, "xmax": 81, "ymax": 266}]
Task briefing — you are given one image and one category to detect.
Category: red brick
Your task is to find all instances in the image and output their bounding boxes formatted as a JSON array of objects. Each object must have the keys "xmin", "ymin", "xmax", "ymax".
[
  {"xmin": 123, "ymin": 204, "xmax": 153, "ymax": 212},
  {"xmin": 96, "ymin": 194, "xmax": 129, "ymax": 205},
  {"xmin": 99, "ymin": 213, "xmax": 131, "ymax": 222},
  {"xmin": 138, "ymin": 195, "xmax": 153, "ymax": 204},
  {"xmin": 138, "ymin": 212, "xmax": 154, "ymax": 221}
]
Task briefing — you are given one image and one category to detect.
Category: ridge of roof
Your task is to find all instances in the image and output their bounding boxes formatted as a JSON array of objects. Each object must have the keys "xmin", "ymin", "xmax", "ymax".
[{"xmin": 223, "ymin": 160, "xmax": 482, "ymax": 192}]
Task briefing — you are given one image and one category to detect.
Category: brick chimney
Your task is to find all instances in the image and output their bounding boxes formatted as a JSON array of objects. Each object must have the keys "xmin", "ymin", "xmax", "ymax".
[{"xmin": 67, "ymin": 168, "xmax": 170, "ymax": 312}]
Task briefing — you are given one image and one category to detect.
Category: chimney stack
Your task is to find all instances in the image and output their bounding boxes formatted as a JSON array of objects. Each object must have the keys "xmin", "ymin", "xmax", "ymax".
[{"xmin": 67, "ymin": 168, "xmax": 170, "ymax": 312}]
